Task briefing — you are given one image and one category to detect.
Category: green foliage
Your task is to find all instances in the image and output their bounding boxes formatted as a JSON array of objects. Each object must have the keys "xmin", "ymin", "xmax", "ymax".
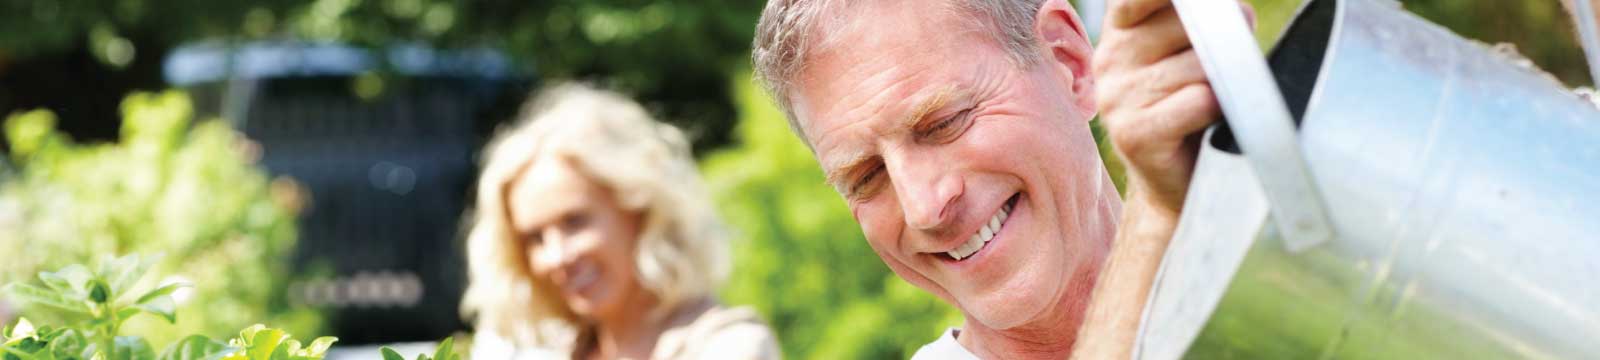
[
  {"xmin": 0, "ymin": 256, "xmax": 474, "ymax": 360},
  {"xmin": 0, "ymin": 0, "xmax": 762, "ymax": 153},
  {"xmin": 0, "ymin": 91, "xmax": 320, "ymax": 346},
  {"xmin": 1, "ymin": 255, "xmax": 184, "ymax": 345},
  {"xmin": 221, "ymin": 325, "xmax": 334, "ymax": 360},
  {"xmin": 0, "ymin": 255, "xmax": 226, "ymax": 360},
  {"xmin": 377, "ymin": 338, "xmax": 455, "ymax": 360}
]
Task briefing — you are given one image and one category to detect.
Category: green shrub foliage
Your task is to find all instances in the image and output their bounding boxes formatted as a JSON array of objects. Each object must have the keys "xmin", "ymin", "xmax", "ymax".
[{"xmin": 0, "ymin": 91, "xmax": 320, "ymax": 346}]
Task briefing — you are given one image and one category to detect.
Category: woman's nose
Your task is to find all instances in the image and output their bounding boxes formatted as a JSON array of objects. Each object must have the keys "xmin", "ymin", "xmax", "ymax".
[{"xmin": 533, "ymin": 231, "xmax": 569, "ymax": 270}]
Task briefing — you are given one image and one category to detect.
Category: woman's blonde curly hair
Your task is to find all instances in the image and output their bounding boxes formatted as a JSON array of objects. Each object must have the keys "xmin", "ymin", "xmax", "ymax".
[{"xmin": 460, "ymin": 83, "xmax": 731, "ymax": 350}]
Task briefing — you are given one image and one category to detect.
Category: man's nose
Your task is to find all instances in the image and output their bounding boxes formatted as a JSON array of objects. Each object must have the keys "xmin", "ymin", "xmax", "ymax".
[{"xmin": 887, "ymin": 151, "xmax": 963, "ymax": 232}]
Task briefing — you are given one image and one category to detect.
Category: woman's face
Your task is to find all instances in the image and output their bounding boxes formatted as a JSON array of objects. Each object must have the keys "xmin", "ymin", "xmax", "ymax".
[{"xmin": 508, "ymin": 154, "xmax": 647, "ymax": 321}]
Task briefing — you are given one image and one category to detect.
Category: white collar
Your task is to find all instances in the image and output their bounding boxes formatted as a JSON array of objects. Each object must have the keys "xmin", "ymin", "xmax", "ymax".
[{"xmin": 911, "ymin": 328, "xmax": 981, "ymax": 360}]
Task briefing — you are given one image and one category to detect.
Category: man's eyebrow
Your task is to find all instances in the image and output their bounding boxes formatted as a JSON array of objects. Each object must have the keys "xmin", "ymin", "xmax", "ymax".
[
  {"xmin": 901, "ymin": 86, "xmax": 963, "ymax": 129},
  {"xmin": 822, "ymin": 148, "xmax": 873, "ymax": 190},
  {"xmin": 821, "ymin": 86, "xmax": 965, "ymax": 190}
]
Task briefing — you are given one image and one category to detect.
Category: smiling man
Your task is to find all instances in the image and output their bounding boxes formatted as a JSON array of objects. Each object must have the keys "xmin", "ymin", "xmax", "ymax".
[{"xmin": 752, "ymin": 0, "xmax": 1240, "ymax": 358}]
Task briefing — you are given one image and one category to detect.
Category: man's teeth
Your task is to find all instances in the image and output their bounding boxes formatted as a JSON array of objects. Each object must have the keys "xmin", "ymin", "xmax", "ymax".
[{"xmin": 947, "ymin": 201, "xmax": 1013, "ymax": 261}]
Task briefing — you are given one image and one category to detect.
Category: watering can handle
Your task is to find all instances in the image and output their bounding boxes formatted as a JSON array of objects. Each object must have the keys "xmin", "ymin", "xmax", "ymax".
[
  {"xmin": 1573, "ymin": 0, "xmax": 1600, "ymax": 86},
  {"xmin": 1169, "ymin": 0, "xmax": 1334, "ymax": 250}
]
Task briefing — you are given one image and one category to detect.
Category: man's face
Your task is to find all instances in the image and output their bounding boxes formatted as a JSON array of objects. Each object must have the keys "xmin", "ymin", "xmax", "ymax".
[{"xmin": 790, "ymin": 2, "xmax": 1115, "ymax": 329}]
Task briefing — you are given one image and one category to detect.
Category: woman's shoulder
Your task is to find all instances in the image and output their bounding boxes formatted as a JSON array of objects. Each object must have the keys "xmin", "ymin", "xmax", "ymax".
[{"xmin": 654, "ymin": 302, "xmax": 781, "ymax": 360}]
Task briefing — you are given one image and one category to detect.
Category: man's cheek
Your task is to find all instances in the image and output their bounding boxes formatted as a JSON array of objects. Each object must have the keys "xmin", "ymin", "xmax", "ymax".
[{"xmin": 874, "ymin": 246, "xmax": 948, "ymax": 301}]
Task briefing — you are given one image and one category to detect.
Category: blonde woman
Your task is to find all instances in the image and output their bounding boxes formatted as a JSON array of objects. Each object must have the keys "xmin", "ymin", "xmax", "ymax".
[{"xmin": 461, "ymin": 84, "xmax": 780, "ymax": 360}]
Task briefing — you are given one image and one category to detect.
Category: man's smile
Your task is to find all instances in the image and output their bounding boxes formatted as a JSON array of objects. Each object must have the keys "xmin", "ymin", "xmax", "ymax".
[{"xmin": 934, "ymin": 193, "xmax": 1021, "ymax": 263}]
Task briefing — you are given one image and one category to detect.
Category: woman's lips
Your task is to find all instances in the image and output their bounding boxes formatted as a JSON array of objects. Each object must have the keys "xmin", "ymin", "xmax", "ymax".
[{"xmin": 564, "ymin": 261, "xmax": 600, "ymax": 295}]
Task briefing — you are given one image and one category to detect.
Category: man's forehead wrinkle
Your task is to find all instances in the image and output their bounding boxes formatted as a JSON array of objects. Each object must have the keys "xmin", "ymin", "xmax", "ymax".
[{"xmin": 799, "ymin": 0, "xmax": 984, "ymax": 187}]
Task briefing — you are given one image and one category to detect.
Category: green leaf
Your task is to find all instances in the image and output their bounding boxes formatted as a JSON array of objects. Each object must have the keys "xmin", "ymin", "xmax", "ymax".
[
  {"xmin": 108, "ymin": 336, "xmax": 155, "ymax": 360},
  {"xmin": 1, "ymin": 344, "xmax": 38, "ymax": 359},
  {"xmin": 429, "ymin": 338, "xmax": 453, "ymax": 360},
  {"xmin": 133, "ymin": 296, "xmax": 176, "ymax": 324},
  {"xmin": 2, "ymin": 284, "xmax": 89, "ymax": 314},
  {"xmin": 157, "ymin": 335, "xmax": 233, "ymax": 360},
  {"xmin": 235, "ymin": 325, "xmax": 264, "ymax": 345},
  {"xmin": 36, "ymin": 273, "xmax": 72, "ymax": 294},
  {"xmin": 279, "ymin": 340, "xmax": 301, "ymax": 360},
  {"xmin": 4, "ymin": 109, "xmax": 58, "ymax": 160},
  {"xmin": 266, "ymin": 340, "xmax": 289, "ymax": 360},
  {"xmin": 378, "ymin": 348, "xmax": 405, "ymax": 360},
  {"xmin": 134, "ymin": 283, "xmax": 184, "ymax": 305},
  {"xmin": 133, "ymin": 283, "xmax": 185, "ymax": 307},
  {"xmin": 99, "ymin": 254, "xmax": 156, "ymax": 296},
  {"xmin": 4, "ymin": 318, "xmax": 34, "ymax": 340},
  {"xmin": 42, "ymin": 330, "xmax": 84, "ymax": 358},
  {"xmin": 88, "ymin": 281, "xmax": 110, "ymax": 304},
  {"xmin": 299, "ymin": 338, "xmax": 334, "ymax": 358},
  {"xmin": 115, "ymin": 308, "xmax": 141, "ymax": 323},
  {"xmin": 244, "ymin": 327, "xmax": 285, "ymax": 360},
  {"xmin": 37, "ymin": 265, "xmax": 92, "ymax": 297}
]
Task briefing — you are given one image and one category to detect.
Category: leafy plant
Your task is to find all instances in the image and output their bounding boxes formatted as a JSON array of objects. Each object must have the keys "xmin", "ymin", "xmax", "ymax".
[
  {"xmin": 378, "ymin": 338, "xmax": 455, "ymax": 360},
  {"xmin": 0, "ymin": 91, "xmax": 319, "ymax": 347},
  {"xmin": 1, "ymin": 254, "xmax": 186, "ymax": 359},
  {"xmin": 1, "ymin": 256, "xmax": 462, "ymax": 360},
  {"xmin": 220, "ymin": 325, "xmax": 334, "ymax": 360}
]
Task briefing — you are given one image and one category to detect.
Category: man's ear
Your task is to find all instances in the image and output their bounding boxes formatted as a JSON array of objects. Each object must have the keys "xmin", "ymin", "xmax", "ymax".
[{"xmin": 1035, "ymin": 0, "xmax": 1096, "ymax": 121}]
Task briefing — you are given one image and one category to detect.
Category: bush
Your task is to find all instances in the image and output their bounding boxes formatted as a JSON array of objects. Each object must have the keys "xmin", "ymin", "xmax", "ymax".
[
  {"xmin": 1, "ymin": 255, "xmax": 456, "ymax": 360},
  {"xmin": 0, "ymin": 91, "xmax": 320, "ymax": 346}
]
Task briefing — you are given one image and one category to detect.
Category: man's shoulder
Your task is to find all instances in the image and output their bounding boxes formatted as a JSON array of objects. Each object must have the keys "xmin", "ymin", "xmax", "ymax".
[{"xmin": 911, "ymin": 328, "xmax": 981, "ymax": 360}]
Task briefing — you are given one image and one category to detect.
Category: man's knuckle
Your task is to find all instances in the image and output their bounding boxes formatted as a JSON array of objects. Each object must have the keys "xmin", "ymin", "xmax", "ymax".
[{"xmin": 1109, "ymin": 127, "xmax": 1145, "ymax": 151}]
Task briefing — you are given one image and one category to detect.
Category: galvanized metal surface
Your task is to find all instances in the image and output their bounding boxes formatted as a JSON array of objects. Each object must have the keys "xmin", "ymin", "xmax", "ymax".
[
  {"xmin": 1573, "ymin": 0, "xmax": 1600, "ymax": 86},
  {"xmin": 1171, "ymin": 0, "xmax": 1336, "ymax": 251},
  {"xmin": 1138, "ymin": 0, "xmax": 1600, "ymax": 358},
  {"xmin": 1133, "ymin": 129, "xmax": 1270, "ymax": 360}
]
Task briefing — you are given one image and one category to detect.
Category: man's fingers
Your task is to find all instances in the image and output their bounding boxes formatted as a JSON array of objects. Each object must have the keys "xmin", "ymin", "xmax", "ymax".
[
  {"xmin": 1102, "ymin": 49, "xmax": 1205, "ymax": 110},
  {"xmin": 1143, "ymin": 49, "xmax": 1207, "ymax": 103},
  {"xmin": 1144, "ymin": 82, "xmax": 1221, "ymax": 141},
  {"xmin": 1108, "ymin": 81, "xmax": 1219, "ymax": 156},
  {"xmin": 1108, "ymin": 0, "xmax": 1173, "ymax": 28},
  {"xmin": 1241, "ymin": 1, "xmax": 1258, "ymax": 30},
  {"xmin": 1099, "ymin": 6, "xmax": 1191, "ymax": 68}
]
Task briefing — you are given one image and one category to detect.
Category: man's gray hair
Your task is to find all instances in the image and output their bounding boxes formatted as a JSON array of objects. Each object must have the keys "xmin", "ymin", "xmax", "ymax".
[{"xmin": 751, "ymin": 0, "xmax": 1048, "ymax": 143}]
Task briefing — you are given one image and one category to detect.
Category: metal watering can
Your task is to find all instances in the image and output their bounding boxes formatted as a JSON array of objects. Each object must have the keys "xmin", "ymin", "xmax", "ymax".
[{"xmin": 1134, "ymin": 0, "xmax": 1600, "ymax": 358}]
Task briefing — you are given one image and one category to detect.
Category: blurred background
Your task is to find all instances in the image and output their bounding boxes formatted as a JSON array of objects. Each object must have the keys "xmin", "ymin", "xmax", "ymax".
[{"xmin": 0, "ymin": 0, "xmax": 1591, "ymax": 358}]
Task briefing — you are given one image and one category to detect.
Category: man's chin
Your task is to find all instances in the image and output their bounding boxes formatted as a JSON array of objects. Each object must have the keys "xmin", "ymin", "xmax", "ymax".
[{"xmin": 954, "ymin": 273, "xmax": 1069, "ymax": 331}]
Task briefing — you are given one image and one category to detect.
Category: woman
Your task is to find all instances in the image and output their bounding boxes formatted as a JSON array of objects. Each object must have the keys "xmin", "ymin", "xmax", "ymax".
[{"xmin": 461, "ymin": 84, "xmax": 779, "ymax": 359}]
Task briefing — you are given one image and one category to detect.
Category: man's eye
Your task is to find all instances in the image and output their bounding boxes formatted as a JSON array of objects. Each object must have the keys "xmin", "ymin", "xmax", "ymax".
[
  {"xmin": 919, "ymin": 108, "xmax": 975, "ymax": 143},
  {"xmin": 848, "ymin": 166, "xmax": 886, "ymax": 199}
]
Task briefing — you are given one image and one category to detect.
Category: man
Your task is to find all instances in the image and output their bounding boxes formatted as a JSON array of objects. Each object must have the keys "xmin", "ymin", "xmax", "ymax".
[{"xmin": 751, "ymin": 0, "xmax": 1244, "ymax": 358}]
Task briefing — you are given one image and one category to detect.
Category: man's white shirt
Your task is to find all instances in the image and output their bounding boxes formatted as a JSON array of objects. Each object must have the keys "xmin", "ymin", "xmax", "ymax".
[{"xmin": 911, "ymin": 328, "xmax": 981, "ymax": 360}]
